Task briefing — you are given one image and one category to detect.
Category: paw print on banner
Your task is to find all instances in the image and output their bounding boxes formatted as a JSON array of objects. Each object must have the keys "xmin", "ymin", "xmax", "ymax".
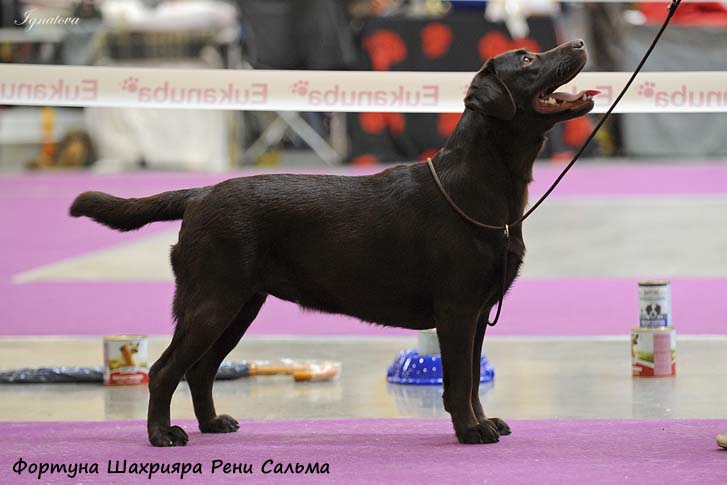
[
  {"xmin": 121, "ymin": 77, "xmax": 139, "ymax": 93},
  {"xmin": 637, "ymin": 82, "xmax": 656, "ymax": 98},
  {"xmin": 291, "ymin": 81, "xmax": 309, "ymax": 96}
]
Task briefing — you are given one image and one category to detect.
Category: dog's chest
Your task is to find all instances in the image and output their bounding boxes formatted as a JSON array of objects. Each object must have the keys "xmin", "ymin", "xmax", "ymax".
[{"xmin": 507, "ymin": 225, "xmax": 526, "ymax": 259}]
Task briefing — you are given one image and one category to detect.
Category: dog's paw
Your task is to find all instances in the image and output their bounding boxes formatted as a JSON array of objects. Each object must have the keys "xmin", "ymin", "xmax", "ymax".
[
  {"xmin": 456, "ymin": 421, "xmax": 500, "ymax": 444},
  {"xmin": 488, "ymin": 417, "xmax": 511, "ymax": 436},
  {"xmin": 148, "ymin": 425, "xmax": 189, "ymax": 447},
  {"xmin": 199, "ymin": 414, "xmax": 240, "ymax": 434}
]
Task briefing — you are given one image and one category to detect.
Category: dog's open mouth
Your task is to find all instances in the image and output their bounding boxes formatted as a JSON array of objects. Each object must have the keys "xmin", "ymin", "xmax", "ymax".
[{"xmin": 534, "ymin": 87, "xmax": 600, "ymax": 114}]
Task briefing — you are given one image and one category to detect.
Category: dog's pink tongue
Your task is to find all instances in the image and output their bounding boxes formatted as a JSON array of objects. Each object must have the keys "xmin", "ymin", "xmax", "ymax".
[
  {"xmin": 552, "ymin": 90, "xmax": 601, "ymax": 102},
  {"xmin": 551, "ymin": 92, "xmax": 580, "ymax": 102}
]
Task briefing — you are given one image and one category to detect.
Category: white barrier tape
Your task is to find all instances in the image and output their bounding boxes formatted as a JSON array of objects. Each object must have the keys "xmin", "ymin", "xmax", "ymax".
[{"xmin": 1, "ymin": 64, "xmax": 726, "ymax": 113}]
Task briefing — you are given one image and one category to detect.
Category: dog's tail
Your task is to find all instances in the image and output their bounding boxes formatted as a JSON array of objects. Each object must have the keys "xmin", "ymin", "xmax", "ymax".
[{"xmin": 69, "ymin": 187, "xmax": 207, "ymax": 232}]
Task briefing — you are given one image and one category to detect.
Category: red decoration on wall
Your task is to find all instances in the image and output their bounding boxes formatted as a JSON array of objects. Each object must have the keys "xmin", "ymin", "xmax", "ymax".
[
  {"xmin": 421, "ymin": 22, "xmax": 453, "ymax": 59},
  {"xmin": 478, "ymin": 32, "xmax": 541, "ymax": 61},
  {"xmin": 564, "ymin": 117, "xmax": 593, "ymax": 148},
  {"xmin": 420, "ymin": 148, "xmax": 439, "ymax": 161},
  {"xmin": 640, "ymin": 3, "xmax": 727, "ymax": 27},
  {"xmin": 359, "ymin": 113, "xmax": 387, "ymax": 134},
  {"xmin": 363, "ymin": 30, "xmax": 408, "ymax": 71},
  {"xmin": 437, "ymin": 113, "xmax": 462, "ymax": 138},
  {"xmin": 359, "ymin": 112, "xmax": 406, "ymax": 135},
  {"xmin": 386, "ymin": 113, "xmax": 406, "ymax": 135},
  {"xmin": 351, "ymin": 154, "xmax": 380, "ymax": 166}
]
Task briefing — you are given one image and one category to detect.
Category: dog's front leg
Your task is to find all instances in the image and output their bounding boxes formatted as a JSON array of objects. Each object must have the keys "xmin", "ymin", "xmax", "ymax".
[
  {"xmin": 471, "ymin": 315, "xmax": 511, "ymax": 436},
  {"xmin": 436, "ymin": 309, "xmax": 500, "ymax": 444}
]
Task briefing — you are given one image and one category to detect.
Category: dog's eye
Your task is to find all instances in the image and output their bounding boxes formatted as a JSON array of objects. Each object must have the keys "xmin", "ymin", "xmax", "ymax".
[{"xmin": 522, "ymin": 56, "xmax": 533, "ymax": 65}]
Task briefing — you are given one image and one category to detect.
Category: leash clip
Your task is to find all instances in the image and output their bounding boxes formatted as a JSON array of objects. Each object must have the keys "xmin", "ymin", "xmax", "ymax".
[{"xmin": 503, "ymin": 224, "xmax": 510, "ymax": 241}]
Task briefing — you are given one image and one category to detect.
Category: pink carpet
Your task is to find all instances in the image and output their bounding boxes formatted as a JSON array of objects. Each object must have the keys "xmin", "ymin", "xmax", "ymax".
[
  {"xmin": 2, "ymin": 278, "xmax": 726, "ymax": 336},
  {"xmin": 0, "ymin": 419, "xmax": 725, "ymax": 484}
]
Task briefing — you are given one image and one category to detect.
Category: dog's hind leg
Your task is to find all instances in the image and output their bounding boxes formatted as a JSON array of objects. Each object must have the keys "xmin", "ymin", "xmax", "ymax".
[
  {"xmin": 147, "ymin": 289, "xmax": 247, "ymax": 447},
  {"xmin": 436, "ymin": 306, "xmax": 500, "ymax": 445},
  {"xmin": 471, "ymin": 315, "xmax": 510, "ymax": 436},
  {"xmin": 185, "ymin": 293, "xmax": 267, "ymax": 434}
]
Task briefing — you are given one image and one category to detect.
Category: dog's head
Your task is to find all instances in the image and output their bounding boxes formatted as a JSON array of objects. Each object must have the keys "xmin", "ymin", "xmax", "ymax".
[
  {"xmin": 120, "ymin": 343, "xmax": 139, "ymax": 354},
  {"xmin": 465, "ymin": 40, "xmax": 598, "ymax": 125},
  {"xmin": 645, "ymin": 304, "xmax": 662, "ymax": 318}
]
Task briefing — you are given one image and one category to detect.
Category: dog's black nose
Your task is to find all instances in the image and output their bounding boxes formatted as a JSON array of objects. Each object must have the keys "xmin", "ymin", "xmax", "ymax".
[{"xmin": 571, "ymin": 39, "xmax": 585, "ymax": 50}]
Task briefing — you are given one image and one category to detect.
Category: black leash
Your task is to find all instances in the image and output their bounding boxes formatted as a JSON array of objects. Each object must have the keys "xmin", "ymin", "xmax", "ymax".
[{"xmin": 428, "ymin": 0, "xmax": 682, "ymax": 328}]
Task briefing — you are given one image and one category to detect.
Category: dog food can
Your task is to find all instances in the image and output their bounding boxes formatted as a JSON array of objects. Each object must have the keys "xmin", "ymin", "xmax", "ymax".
[
  {"xmin": 638, "ymin": 280, "xmax": 671, "ymax": 328},
  {"xmin": 103, "ymin": 336, "xmax": 149, "ymax": 386},
  {"xmin": 631, "ymin": 327, "xmax": 676, "ymax": 377}
]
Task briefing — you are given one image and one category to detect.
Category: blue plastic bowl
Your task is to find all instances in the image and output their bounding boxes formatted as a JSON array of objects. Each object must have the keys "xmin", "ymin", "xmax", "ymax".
[{"xmin": 387, "ymin": 349, "xmax": 494, "ymax": 385}]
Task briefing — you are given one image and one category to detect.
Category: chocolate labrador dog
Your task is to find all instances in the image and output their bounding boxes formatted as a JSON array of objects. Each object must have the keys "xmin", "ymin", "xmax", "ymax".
[{"xmin": 70, "ymin": 40, "xmax": 597, "ymax": 447}]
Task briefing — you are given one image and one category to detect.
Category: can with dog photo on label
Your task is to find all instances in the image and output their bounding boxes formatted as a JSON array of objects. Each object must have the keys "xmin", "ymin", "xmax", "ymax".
[
  {"xmin": 103, "ymin": 336, "xmax": 149, "ymax": 386},
  {"xmin": 639, "ymin": 280, "xmax": 671, "ymax": 328}
]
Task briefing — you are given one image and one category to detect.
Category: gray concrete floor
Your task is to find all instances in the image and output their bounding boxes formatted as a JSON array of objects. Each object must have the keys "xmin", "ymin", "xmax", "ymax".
[
  {"xmin": 523, "ymin": 196, "xmax": 727, "ymax": 278},
  {"xmin": 1, "ymin": 336, "xmax": 726, "ymax": 422}
]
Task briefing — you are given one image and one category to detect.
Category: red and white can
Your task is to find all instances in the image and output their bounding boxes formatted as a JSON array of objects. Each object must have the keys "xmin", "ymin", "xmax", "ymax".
[
  {"xmin": 631, "ymin": 327, "xmax": 676, "ymax": 377},
  {"xmin": 103, "ymin": 335, "xmax": 149, "ymax": 386}
]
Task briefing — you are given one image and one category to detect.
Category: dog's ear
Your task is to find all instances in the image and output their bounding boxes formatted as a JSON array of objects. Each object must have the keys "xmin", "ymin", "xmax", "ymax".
[{"xmin": 465, "ymin": 61, "xmax": 516, "ymax": 120}]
